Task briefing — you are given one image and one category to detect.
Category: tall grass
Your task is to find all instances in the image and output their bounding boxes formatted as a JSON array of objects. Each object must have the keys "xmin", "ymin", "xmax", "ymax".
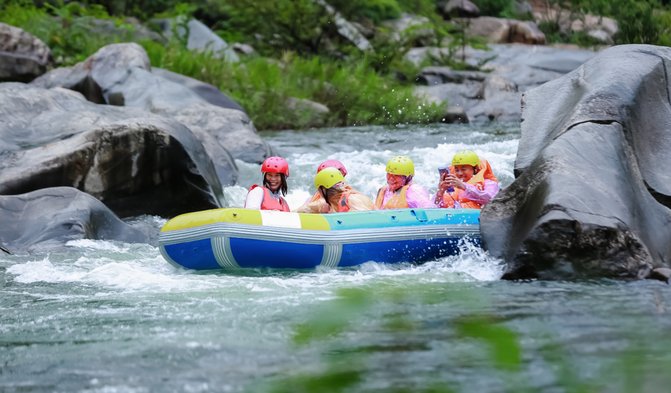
[{"xmin": 145, "ymin": 42, "xmax": 445, "ymax": 130}]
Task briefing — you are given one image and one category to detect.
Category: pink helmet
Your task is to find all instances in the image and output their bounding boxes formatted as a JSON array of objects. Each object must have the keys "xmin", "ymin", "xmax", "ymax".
[
  {"xmin": 317, "ymin": 159, "xmax": 347, "ymax": 177},
  {"xmin": 261, "ymin": 156, "xmax": 289, "ymax": 177}
]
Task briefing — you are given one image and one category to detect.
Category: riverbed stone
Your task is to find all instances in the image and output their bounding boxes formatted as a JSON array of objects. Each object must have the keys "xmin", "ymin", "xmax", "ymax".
[
  {"xmin": 480, "ymin": 44, "xmax": 671, "ymax": 280},
  {"xmin": 412, "ymin": 44, "xmax": 596, "ymax": 123},
  {"xmin": 0, "ymin": 23, "xmax": 52, "ymax": 82},
  {"xmin": 0, "ymin": 187, "xmax": 153, "ymax": 253},
  {"xmin": 0, "ymin": 83, "xmax": 228, "ymax": 218}
]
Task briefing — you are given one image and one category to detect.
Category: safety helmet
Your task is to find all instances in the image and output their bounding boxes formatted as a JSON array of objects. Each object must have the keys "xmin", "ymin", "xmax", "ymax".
[
  {"xmin": 317, "ymin": 159, "xmax": 348, "ymax": 177},
  {"xmin": 314, "ymin": 167, "xmax": 345, "ymax": 189},
  {"xmin": 385, "ymin": 156, "xmax": 414, "ymax": 176},
  {"xmin": 451, "ymin": 150, "xmax": 480, "ymax": 167},
  {"xmin": 261, "ymin": 156, "xmax": 289, "ymax": 177}
]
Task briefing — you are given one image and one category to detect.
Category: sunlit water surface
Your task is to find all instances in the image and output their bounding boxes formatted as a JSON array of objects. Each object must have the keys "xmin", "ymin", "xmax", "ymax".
[{"xmin": 1, "ymin": 124, "xmax": 670, "ymax": 392}]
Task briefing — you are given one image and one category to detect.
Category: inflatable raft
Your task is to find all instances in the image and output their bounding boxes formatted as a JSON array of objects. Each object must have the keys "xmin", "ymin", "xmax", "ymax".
[{"xmin": 159, "ymin": 208, "xmax": 480, "ymax": 270}]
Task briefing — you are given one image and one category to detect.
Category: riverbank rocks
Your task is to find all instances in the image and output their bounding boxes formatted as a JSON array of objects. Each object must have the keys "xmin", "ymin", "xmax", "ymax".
[
  {"xmin": 464, "ymin": 17, "xmax": 545, "ymax": 45},
  {"xmin": 0, "ymin": 83, "xmax": 227, "ymax": 218},
  {"xmin": 413, "ymin": 44, "xmax": 596, "ymax": 123},
  {"xmin": 480, "ymin": 44, "xmax": 671, "ymax": 280},
  {"xmin": 0, "ymin": 187, "xmax": 153, "ymax": 253},
  {"xmin": 0, "ymin": 23, "xmax": 52, "ymax": 82},
  {"xmin": 31, "ymin": 42, "xmax": 270, "ymax": 164},
  {"xmin": 154, "ymin": 18, "xmax": 239, "ymax": 62}
]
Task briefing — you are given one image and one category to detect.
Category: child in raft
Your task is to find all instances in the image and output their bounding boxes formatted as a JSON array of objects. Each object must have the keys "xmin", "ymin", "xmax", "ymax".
[
  {"xmin": 295, "ymin": 159, "xmax": 348, "ymax": 213},
  {"xmin": 374, "ymin": 155, "xmax": 435, "ymax": 209},
  {"xmin": 312, "ymin": 167, "xmax": 374, "ymax": 212},
  {"xmin": 434, "ymin": 150, "xmax": 499, "ymax": 209},
  {"xmin": 244, "ymin": 156, "xmax": 291, "ymax": 211}
]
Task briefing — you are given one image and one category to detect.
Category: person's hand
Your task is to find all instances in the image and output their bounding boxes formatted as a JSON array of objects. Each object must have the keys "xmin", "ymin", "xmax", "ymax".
[
  {"xmin": 444, "ymin": 174, "xmax": 467, "ymax": 190},
  {"xmin": 437, "ymin": 172, "xmax": 450, "ymax": 193}
]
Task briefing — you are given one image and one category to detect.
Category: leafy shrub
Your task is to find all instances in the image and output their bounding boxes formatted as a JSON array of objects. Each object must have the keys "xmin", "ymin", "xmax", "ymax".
[
  {"xmin": 611, "ymin": 0, "xmax": 662, "ymax": 44},
  {"xmin": 476, "ymin": 0, "xmax": 518, "ymax": 18},
  {"xmin": 330, "ymin": 0, "xmax": 402, "ymax": 23}
]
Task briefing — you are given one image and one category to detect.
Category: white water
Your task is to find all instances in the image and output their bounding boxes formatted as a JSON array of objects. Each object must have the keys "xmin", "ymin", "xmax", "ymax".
[
  {"xmin": 3, "ymin": 124, "xmax": 671, "ymax": 393},
  {"xmin": 5, "ymin": 124, "xmax": 518, "ymax": 293}
]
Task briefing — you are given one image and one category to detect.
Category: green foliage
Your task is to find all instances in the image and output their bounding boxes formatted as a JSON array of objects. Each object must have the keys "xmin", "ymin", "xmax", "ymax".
[
  {"xmin": 212, "ymin": 0, "xmax": 335, "ymax": 57},
  {"xmin": 145, "ymin": 43, "xmax": 444, "ymax": 130},
  {"xmin": 610, "ymin": 0, "xmax": 662, "ymax": 44},
  {"xmin": 330, "ymin": 0, "xmax": 402, "ymax": 23},
  {"xmin": 0, "ymin": 1, "xmax": 139, "ymax": 65},
  {"xmin": 476, "ymin": 0, "xmax": 518, "ymax": 18},
  {"xmin": 250, "ymin": 283, "xmax": 671, "ymax": 393},
  {"xmin": 454, "ymin": 315, "xmax": 521, "ymax": 371},
  {"xmin": 396, "ymin": 0, "xmax": 438, "ymax": 16},
  {"xmin": 538, "ymin": 0, "xmax": 671, "ymax": 45}
]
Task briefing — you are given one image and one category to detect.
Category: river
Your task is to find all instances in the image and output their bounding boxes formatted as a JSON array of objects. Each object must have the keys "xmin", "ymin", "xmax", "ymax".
[{"xmin": 1, "ymin": 123, "xmax": 670, "ymax": 392}]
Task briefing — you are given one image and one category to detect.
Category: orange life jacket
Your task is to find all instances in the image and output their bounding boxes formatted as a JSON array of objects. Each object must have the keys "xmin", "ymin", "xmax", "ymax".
[
  {"xmin": 374, "ymin": 185, "xmax": 409, "ymax": 209},
  {"xmin": 249, "ymin": 184, "xmax": 290, "ymax": 212},
  {"xmin": 441, "ymin": 159, "xmax": 497, "ymax": 209},
  {"xmin": 442, "ymin": 187, "xmax": 484, "ymax": 209}
]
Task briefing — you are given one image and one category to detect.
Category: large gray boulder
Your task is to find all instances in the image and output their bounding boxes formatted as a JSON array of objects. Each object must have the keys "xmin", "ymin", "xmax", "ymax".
[
  {"xmin": 0, "ymin": 83, "xmax": 228, "ymax": 218},
  {"xmin": 0, "ymin": 23, "xmax": 52, "ymax": 82},
  {"xmin": 0, "ymin": 187, "xmax": 153, "ymax": 253},
  {"xmin": 31, "ymin": 43, "xmax": 270, "ymax": 163},
  {"xmin": 480, "ymin": 45, "xmax": 671, "ymax": 280}
]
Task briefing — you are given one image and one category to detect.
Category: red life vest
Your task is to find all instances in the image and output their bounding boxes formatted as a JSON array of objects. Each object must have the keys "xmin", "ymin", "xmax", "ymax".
[
  {"xmin": 374, "ymin": 185, "xmax": 409, "ymax": 209},
  {"xmin": 249, "ymin": 185, "xmax": 290, "ymax": 212}
]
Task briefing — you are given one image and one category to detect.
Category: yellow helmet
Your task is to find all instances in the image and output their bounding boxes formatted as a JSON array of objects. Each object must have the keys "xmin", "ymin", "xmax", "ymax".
[
  {"xmin": 314, "ymin": 167, "xmax": 345, "ymax": 189},
  {"xmin": 385, "ymin": 156, "xmax": 414, "ymax": 176},
  {"xmin": 451, "ymin": 150, "xmax": 480, "ymax": 167}
]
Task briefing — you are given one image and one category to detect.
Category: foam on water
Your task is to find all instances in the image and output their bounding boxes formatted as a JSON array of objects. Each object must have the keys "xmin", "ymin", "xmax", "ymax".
[
  {"xmin": 3, "ymin": 123, "xmax": 516, "ymax": 298},
  {"xmin": 232, "ymin": 124, "xmax": 519, "ymax": 209},
  {"xmin": 5, "ymin": 238, "xmax": 504, "ymax": 300}
]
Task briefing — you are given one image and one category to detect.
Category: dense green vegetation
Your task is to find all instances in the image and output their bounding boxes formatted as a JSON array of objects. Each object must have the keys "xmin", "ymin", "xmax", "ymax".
[
  {"xmin": 2, "ymin": 0, "xmax": 671, "ymax": 129},
  {"xmin": 537, "ymin": 0, "xmax": 671, "ymax": 45}
]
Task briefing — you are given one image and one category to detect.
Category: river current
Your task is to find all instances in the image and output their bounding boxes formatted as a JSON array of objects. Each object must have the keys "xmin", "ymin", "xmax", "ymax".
[{"xmin": 1, "ymin": 123, "xmax": 670, "ymax": 392}]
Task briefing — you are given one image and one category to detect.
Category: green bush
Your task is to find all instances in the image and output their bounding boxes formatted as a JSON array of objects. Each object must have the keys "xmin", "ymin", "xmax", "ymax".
[
  {"xmin": 611, "ymin": 0, "xmax": 662, "ymax": 44},
  {"xmin": 476, "ymin": 0, "xmax": 518, "ymax": 18},
  {"xmin": 330, "ymin": 0, "xmax": 402, "ymax": 23}
]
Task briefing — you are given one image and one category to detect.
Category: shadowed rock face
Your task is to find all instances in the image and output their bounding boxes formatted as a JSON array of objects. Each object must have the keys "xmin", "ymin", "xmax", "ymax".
[
  {"xmin": 480, "ymin": 44, "xmax": 671, "ymax": 280},
  {"xmin": 0, "ymin": 187, "xmax": 153, "ymax": 253},
  {"xmin": 0, "ymin": 83, "xmax": 228, "ymax": 218}
]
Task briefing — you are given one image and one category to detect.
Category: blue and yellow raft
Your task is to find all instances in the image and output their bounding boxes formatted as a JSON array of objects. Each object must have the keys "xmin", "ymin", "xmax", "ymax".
[{"xmin": 158, "ymin": 208, "xmax": 480, "ymax": 270}]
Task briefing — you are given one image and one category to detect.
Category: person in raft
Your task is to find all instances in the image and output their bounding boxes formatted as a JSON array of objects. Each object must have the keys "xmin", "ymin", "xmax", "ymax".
[
  {"xmin": 313, "ymin": 167, "xmax": 374, "ymax": 212},
  {"xmin": 374, "ymin": 155, "xmax": 435, "ymax": 209},
  {"xmin": 244, "ymin": 156, "xmax": 290, "ymax": 211},
  {"xmin": 295, "ymin": 159, "xmax": 348, "ymax": 213},
  {"xmin": 434, "ymin": 150, "xmax": 499, "ymax": 209}
]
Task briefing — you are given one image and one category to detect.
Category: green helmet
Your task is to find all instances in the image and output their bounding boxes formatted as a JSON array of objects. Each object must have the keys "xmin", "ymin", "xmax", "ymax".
[
  {"xmin": 452, "ymin": 150, "xmax": 480, "ymax": 167},
  {"xmin": 314, "ymin": 167, "xmax": 345, "ymax": 189},
  {"xmin": 385, "ymin": 156, "xmax": 414, "ymax": 176}
]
